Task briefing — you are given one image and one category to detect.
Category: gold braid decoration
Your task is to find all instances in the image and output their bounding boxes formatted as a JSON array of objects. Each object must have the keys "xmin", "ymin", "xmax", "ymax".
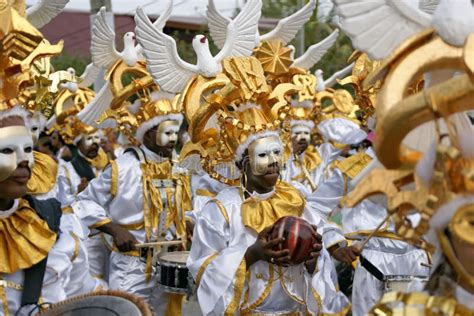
[{"xmin": 371, "ymin": 291, "xmax": 472, "ymax": 315}]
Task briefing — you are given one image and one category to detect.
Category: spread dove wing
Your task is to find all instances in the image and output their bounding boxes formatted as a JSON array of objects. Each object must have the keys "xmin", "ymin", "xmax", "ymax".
[
  {"xmin": 91, "ymin": 3, "xmax": 172, "ymax": 70},
  {"xmin": 207, "ymin": 0, "xmax": 315, "ymax": 49},
  {"xmin": 292, "ymin": 29, "xmax": 339, "ymax": 70},
  {"xmin": 334, "ymin": 0, "xmax": 433, "ymax": 60},
  {"xmin": 78, "ymin": 63, "xmax": 102, "ymax": 88},
  {"xmin": 315, "ymin": 62, "xmax": 355, "ymax": 92},
  {"xmin": 26, "ymin": 0, "xmax": 70, "ymax": 29},
  {"xmin": 77, "ymin": 83, "xmax": 113, "ymax": 126},
  {"xmin": 135, "ymin": 0, "xmax": 262, "ymax": 94}
]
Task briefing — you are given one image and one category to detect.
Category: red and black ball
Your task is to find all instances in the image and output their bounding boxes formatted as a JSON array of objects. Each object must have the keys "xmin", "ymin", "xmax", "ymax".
[{"xmin": 270, "ymin": 216, "xmax": 317, "ymax": 265}]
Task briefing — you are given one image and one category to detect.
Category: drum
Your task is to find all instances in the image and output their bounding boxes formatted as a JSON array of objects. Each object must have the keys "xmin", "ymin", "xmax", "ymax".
[
  {"xmin": 383, "ymin": 275, "xmax": 429, "ymax": 293},
  {"xmin": 157, "ymin": 251, "xmax": 194, "ymax": 294},
  {"xmin": 38, "ymin": 290, "xmax": 152, "ymax": 315}
]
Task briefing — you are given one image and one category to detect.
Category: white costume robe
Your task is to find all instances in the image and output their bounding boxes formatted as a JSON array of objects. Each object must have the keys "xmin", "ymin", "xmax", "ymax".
[
  {"xmin": 187, "ymin": 185, "xmax": 350, "ymax": 315},
  {"xmin": 73, "ymin": 145, "xmax": 190, "ymax": 313},
  {"xmin": 56, "ymin": 155, "xmax": 110, "ymax": 284},
  {"xmin": 343, "ymin": 199, "xmax": 430, "ymax": 315},
  {"xmin": 282, "ymin": 143, "xmax": 342, "ymax": 195}
]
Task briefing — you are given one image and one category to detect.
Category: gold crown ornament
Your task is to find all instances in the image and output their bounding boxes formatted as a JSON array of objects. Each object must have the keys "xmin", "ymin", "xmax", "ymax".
[
  {"xmin": 180, "ymin": 56, "xmax": 298, "ymax": 184},
  {"xmin": 0, "ymin": 1, "xmax": 63, "ymax": 116},
  {"xmin": 55, "ymin": 116, "xmax": 97, "ymax": 145}
]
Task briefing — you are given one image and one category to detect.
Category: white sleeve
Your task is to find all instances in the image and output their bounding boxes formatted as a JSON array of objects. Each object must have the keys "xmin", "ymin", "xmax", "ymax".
[{"xmin": 187, "ymin": 201, "xmax": 248, "ymax": 316}]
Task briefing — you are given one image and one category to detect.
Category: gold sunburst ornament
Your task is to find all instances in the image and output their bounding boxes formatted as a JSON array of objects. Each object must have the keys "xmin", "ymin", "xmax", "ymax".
[{"xmin": 253, "ymin": 39, "xmax": 293, "ymax": 76}]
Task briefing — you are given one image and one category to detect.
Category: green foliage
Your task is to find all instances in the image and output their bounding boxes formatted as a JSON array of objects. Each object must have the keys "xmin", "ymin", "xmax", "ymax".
[{"xmin": 51, "ymin": 52, "xmax": 90, "ymax": 73}]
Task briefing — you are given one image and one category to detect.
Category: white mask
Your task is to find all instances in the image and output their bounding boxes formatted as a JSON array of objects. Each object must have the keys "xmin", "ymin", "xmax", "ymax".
[
  {"xmin": 0, "ymin": 126, "xmax": 34, "ymax": 181},
  {"xmin": 291, "ymin": 124, "xmax": 311, "ymax": 144},
  {"xmin": 156, "ymin": 121, "xmax": 180, "ymax": 147},
  {"xmin": 82, "ymin": 132, "xmax": 100, "ymax": 148},
  {"xmin": 248, "ymin": 136, "xmax": 284, "ymax": 176}
]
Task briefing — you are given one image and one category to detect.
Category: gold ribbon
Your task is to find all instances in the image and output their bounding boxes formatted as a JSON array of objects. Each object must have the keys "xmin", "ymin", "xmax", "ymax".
[
  {"xmin": 0, "ymin": 199, "xmax": 57, "ymax": 273},
  {"xmin": 292, "ymin": 146, "xmax": 321, "ymax": 182},
  {"xmin": 332, "ymin": 151, "xmax": 372, "ymax": 179},
  {"xmin": 27, "ymin": 151, "xmax": 58, "ymax": 195},
  {"xmin": 241, "ymin": 181, "xmax": 305, "ymax": 233},
  {"xmin": 84, "ymin": 148, "xmax": 109, "ymax": 171}
]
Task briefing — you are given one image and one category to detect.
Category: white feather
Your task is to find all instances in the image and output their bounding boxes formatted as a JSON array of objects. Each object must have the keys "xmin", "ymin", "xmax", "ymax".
[
  {"xmin": 323, "ymin": 62, "xmax": 355, "ymax": 88},
  {"xmin": 26, "ymin": 0, "xmax": 69, "ymax": 29},
  {"xmin": 260, "ymin": 0, "xmax": 316, "ymax": 45},
  {"xmin": 135, "ymin": 7, "xmax": 197, "ymax": 93},
  {"xmin": 214, "ymin": 0, "xmax": 262, "ymax": 62},
  {"xmin": 91, "ymin": 7, "xmax": 121, "ymax": 69},
  {"xmin": 78, "ymin": 63, "xmax": 101, "ymax": 88},
  {"xmin": 334, "ymin": 0, "xmax": 432, "ymax": 60},
  {"xmin": 206, "ymin": 0, "xmax": 233, "ymax": 50},
  {"xmin": 77, "ymin": 84, "xmax": 113, "ymax": 126},
  {"xmin": 292, "ymin": 29, "xmax": 339, "ymax": 70}
]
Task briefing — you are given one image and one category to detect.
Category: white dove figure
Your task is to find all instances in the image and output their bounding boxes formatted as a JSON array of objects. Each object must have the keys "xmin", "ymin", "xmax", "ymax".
[
  {"xmin": 207, "ymin": 0, "xmax": 316, "ymax": 49},
  {"xmin": 79, "ymin": 2, "xmax": 173, "ymax": 126},
  {"xmin": 91, "ymin": 2, "xmax": 172, "ymax": 70},
  {"xmin": 135, "ymin": 0, "xmax": 262, "ymax": 94},
  {"xmin": 291, "ymin": 29, "xmax": 340, "ymax": 70},
  {"xmin": 314, "ymin": 63, "xmax": 355, "ymax": 92},
  {"xmin": 60, "ymin": 63, "xmax": 102, "ymax": 93},
  {"xmin": 26, "ymin": 0, "xmax": 70, "ymax": 29},
  {"xmin": 334, "ymin": 0, "xmax": 474, "ymax": 61}
]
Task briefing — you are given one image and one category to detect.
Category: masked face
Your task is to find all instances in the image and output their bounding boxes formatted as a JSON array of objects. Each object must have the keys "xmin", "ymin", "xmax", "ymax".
[
  {"xmin": 156, "ymin": 120, "xmax": 180, "ymax": 147},
  {"xmin": 79, "ymin": 132, "xmax": 100, "ymax": 158},
  {"xmin": 291, "ymin": 124, "xmax": 311, "ymax": 155},
  {"xmin": 248, "ymin": 136, "xmax": 283, "ymax": 176},
  {"xmin": 0, "ymin": 125, "xmax": 34, "ymax": 182}
]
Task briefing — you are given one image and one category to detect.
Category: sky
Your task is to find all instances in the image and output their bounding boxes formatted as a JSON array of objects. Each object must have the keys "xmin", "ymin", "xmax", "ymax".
[
  {"xmin": 26, "ymin": 0, "xmax": 246, "ymax": 18},
  {"xmin": 26, "ymin": 0, "xmax": 335, "ymax": 19}
]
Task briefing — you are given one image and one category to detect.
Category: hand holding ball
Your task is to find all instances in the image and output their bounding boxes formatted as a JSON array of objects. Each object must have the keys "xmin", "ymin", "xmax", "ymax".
[{"xmin": 270, "ymin": 216, "xmax": 319, "ymax": 265}]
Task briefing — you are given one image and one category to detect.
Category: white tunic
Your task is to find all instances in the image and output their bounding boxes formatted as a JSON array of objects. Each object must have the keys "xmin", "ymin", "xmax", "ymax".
[
  {"xmin": 187, "ymin": 186, "xmax": 350, "ymax": 315},
  {"xmin": 0, "ymin": 200, "xmax": 73, "ymax": 315}
]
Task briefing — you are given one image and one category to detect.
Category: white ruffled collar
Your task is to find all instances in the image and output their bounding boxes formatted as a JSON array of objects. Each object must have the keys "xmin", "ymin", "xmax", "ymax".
[{"xmin": 0, "ymin": 199, "xmax": 19, "ymax": 219}]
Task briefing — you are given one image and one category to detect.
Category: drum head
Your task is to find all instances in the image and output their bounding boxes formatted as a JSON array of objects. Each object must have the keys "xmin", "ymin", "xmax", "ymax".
[
  {"xmin": 38, "ymin": 291, "xmax": 152, "ymax": 316},
  {"xmin": 160, "ymin": 251, "xmax": 189, "ymax": 264}
]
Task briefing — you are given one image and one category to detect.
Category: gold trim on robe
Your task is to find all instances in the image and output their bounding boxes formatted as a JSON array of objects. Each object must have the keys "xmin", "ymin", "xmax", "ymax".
[
  {"xmin": 0, "ymin": 199, "xmax": 56, "ymax": 274},
  {"xmin": 291, "ymin": 146, "xmax": 322, "ymax": 182},
  {"xmin": 332, "ymin": 151, "xmax": 372, "ymax": 179},
  {"xmin": 27, "ymin": 151, "xmax": 58, "ymax": 195},
  {"xmin": 241, "ymin": 182, "xmax": 305, "ymax": 233}
]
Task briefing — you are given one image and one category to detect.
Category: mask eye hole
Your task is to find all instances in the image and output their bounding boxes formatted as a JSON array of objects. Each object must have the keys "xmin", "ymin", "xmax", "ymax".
[
  {"xmin": 258, "ymin": 153, "xmax": 266, "ymax": 158},
  {"xmin": 24, "ymin": 146, "xmax": 32, "ymax": 153},
  {"xmin": 0, "ymin": 148, "xmax": 14, "ymax": 154}
]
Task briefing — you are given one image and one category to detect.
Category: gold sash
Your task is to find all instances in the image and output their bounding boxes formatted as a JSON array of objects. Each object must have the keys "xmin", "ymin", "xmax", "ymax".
[
  {"xmin": 27, "ymin": 151, "xmax": 58, "ymax": 195},
  {"xmin": 291, "ymin": 146, "xmax": 321, "ymax": 181},
  {"xmin": 0, "ymin": 199, "xmax": 56, "ymax": 273},
  {"xmin": 241, "ymin": 182, "xmax": 305, "ymax": 233},
  {"xmin": 84, "ymin": 148, "xmax": 109, "ymax": 171}
]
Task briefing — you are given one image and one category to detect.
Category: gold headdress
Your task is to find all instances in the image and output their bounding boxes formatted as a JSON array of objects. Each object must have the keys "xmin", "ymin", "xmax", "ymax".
[
  {"xmin": 0, "ymin": 2, "xmax": 63, "ymax": 114},
  {"xmin": 82, "ymin": 60, "xmax": 183, "ymax": 144},
  {"xmin": 56, "ymin": 116, "xmax": 97, "ymax": 145},
  {"xmin": 181, "ymin": 56, "xmax": 297, "ymax": 183}
]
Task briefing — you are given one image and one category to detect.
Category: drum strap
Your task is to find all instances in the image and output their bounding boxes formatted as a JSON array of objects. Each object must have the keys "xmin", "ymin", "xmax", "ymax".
[
  {"xmin": 359, "ymin": 255, "xmax": 384, "ymax": 282},
  {"xmin": 21, "ymin": 196, "xmax": 62, "ymax": 307}
]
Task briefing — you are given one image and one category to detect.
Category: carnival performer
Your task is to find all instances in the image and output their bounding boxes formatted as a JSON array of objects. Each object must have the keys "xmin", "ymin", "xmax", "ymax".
[
  {"xmin": 0, "ymin": 107, "xmax": 70, "ymax": 315},
  {"xmin": 72, "ymin": 92, "xmax": 193, "ymax": 314},
  {"xmin": 181, "ymin": 56, "xmax": 350, "ymax": 315}
]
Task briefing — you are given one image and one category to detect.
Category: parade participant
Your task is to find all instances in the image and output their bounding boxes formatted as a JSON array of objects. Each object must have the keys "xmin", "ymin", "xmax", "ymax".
[
  {"xmin": 73, "ymin": 92, "xmax": 193, "ymax": 315},
  {"xmin": 182, "ymin": 56, "xmax": 350, "ymax": 315},
  {"xmin": 56, "ymin": 117, "xmax": 109, "ymax": 206},
  {"xmin": 0, "ymin": 107, "xmax": 69, "ymax": 315}
]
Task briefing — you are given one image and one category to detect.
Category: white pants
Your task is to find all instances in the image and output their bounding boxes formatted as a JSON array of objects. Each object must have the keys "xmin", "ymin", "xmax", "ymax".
[
  {"xmin": 85, "ymin": 233, "xmax": 110, "ymax": 282},
  {"xmin": 109, "ymin": 252, "xmax": 169, "ymax": 314},
  {"xmin": 352, "ymin": 238, "xmax": 430, "ymax": 316}
]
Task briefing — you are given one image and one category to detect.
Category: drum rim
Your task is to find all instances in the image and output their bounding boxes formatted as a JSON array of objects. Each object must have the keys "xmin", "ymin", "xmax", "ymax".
[
  {"xmin": 159, "ymin": 251, "xmax": 190, "ymax": 264},
  {"xmin": 38, "ymin": 290, "xmax": 153, "ymax": 316}
]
